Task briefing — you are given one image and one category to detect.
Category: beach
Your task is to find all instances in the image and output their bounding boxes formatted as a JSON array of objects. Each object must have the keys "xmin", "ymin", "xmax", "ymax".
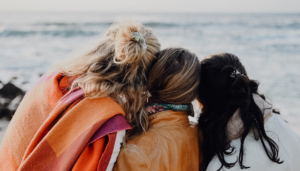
[{"xmin": 1, "ymin": 12, "xmax": 300, "ymax": 142}]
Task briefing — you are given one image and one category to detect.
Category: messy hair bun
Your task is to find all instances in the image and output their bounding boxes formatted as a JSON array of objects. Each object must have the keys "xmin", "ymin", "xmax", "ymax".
[
  {"xmin": 106, "ymin": 22, "xmax": 158, "ymax": 70},
  {"xmin": 114, "ymin": 24, "xmax": 144, "ymax": 64},
  {"xmin": 57, "ymin": 21, "xmax": 161, "ymax": 141}
]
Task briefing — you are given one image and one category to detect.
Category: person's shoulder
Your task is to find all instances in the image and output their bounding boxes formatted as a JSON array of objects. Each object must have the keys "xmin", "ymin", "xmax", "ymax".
[
  {"xmin": 122, "ymin": 124, "xmax": 195, "ymax": 157},
  {"xmin": 266, "ymin": 113, "xmax": 298, "ymax": 137},
  {"xmin": 113, "ymin": 143, "xmax": 148, "ymax": 171},
  {"xmin": 123, "ymin": 129, "xmax": 159, "ymax": 159},
  {"xmin": 113, "ymin": 131, "xmax": 158, "ymax": 171},
  {"xmin": 270, "ymin": 113, "xmax": 300, "ymax": 146}
]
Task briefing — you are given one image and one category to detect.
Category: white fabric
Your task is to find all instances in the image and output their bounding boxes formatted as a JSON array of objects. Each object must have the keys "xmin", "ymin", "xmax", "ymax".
[
  {"xmin": 106, "ymin": 130, "xmax": 126, "ymax": 171},
  {"xmin": 226, "ymin": 94, "xmax": 273, "ymax": 141},
  {"xmin": 207, "ymin": 114, "xmax": 300, "ymax": 171}
]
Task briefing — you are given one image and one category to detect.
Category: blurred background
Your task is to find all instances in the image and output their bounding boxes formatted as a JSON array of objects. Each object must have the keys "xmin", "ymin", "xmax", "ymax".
[{"xmin": 1, "ymin": 0, "xmax": 300, "ymax": 142}]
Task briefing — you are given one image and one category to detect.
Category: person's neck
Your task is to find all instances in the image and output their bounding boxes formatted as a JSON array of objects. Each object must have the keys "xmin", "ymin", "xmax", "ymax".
[{"xmin": 147, "ymin": 97, "xmax": 163, "ymax": 104}]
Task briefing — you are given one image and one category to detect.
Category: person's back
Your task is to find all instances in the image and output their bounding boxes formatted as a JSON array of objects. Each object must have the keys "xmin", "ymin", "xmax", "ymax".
[
  {"xmin": 114, "ymin": 110, "xmax": 199, "ymax": 171},
  {"xmin": 207, "ymin": 113, "xmax": 300, "ymax": 171},
  {"xmin": 198, "ymin": 53, "xmax": 300, "ymax": 171},
  {"xmin": 113, "ymin": 48, "xmax": 203, "ymax": 171}
]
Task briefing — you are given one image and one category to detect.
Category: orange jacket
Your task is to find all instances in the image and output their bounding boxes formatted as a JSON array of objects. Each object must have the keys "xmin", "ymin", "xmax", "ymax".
[{"xmin": 113, "ymin": 110, "xmax": 203, "ymax": 171}]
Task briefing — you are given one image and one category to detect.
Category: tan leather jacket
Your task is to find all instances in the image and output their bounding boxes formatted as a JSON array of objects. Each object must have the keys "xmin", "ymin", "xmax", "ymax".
[{"xmin": 113, "ymin": 110, "xmax": 203, "ymax": 171}]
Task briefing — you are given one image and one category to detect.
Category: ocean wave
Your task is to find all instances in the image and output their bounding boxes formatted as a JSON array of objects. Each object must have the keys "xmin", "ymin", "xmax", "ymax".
[
  {"xmin": 1, "ymin": 20, "xmax": 299, "ymax": 37},
  {"xmin": 0, "ymin": 29, "xmax": 99, "ymax": 37},
  {"xmin": 33, "ymin": 22, "xmax": 113, "ymax": 26},
  {"xmin": 34, "ymin": 21, "xmax": 182, "ymax": 27},
  {"xmin": 144, "ymin": 21, "xmax": 300, "ymax": 29}
]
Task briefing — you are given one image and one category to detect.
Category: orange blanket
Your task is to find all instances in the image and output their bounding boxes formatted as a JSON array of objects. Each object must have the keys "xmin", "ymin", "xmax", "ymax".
[{"xmin": 0, "ymin": 72, "xmax": 130, "ymax": 171}]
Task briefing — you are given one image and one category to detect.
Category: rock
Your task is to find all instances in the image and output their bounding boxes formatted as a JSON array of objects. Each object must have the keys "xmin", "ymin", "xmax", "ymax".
[
  {"xmin": 0, "ymin": 82, "xmax": 24, "ymax": 100},
  {"xmin": 0, "ymin": 108, "xmax": 12, "ymax": 120},
  {"xmin": 0, "ymin": 82, "xmax": 25, "ymax": 120},
  {"xmin": 8, "ymin": 95, "xmax": 23, "ymax": 111}
]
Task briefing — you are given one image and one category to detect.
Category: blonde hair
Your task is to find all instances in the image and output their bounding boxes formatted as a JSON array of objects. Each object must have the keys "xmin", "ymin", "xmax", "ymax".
[
  {"xmin": 55, "ymin": 22, "xmax": 161, "ymax": 140},
  {"xmin": 148, "ymin": 48, "xmax": 201, "ymax": 105}
]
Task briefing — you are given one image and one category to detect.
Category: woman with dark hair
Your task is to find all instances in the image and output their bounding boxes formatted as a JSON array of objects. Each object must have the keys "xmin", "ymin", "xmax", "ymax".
[
  {"xmin": 198, "ymin": 53, "xmax": 300, "ymax": 171},
  {"xmin": 113, "ymin": 48, "xmax": 203, "ymax": 171}
]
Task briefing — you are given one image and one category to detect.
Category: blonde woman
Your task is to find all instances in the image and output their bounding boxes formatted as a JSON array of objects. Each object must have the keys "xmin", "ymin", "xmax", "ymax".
[
  {"xmin": 0, "ymin": 22, "xmax": 160, "ymax": 171},
  {"xmin": 113, "ymin": 48, "xmax": 203, "ymax": 171}
]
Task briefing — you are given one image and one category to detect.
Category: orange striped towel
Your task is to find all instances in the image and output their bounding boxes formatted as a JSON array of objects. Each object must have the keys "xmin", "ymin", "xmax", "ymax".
[{"xmin": 0, "ymin": 72, "xmax": 130, "ymax": 171}]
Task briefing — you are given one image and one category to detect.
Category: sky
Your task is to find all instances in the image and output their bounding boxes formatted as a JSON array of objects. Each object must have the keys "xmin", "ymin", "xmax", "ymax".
[{"xmin": 1, "ymin": 0, "xmax": 300, "ymax": 13}]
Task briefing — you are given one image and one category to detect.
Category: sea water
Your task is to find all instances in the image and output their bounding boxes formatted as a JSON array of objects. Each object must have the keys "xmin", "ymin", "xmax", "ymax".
[{"xmin": 0, "ymin": 12, "xmax": 300, "ymax": 141}]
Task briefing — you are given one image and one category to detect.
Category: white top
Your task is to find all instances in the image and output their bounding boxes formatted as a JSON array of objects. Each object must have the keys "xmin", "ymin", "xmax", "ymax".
[
  {"xmin": 107, "ymin": 130, "xmax": 126, "ymax": 171},
  {"xmin": 207, "ymin": 114, "xmax": 300, "ymax": 171}
]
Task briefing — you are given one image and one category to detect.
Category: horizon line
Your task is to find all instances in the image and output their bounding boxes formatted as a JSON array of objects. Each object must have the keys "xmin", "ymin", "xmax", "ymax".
[{"xmin": 1, "ymin": 9, "xmax": 300, "ymax": 14}]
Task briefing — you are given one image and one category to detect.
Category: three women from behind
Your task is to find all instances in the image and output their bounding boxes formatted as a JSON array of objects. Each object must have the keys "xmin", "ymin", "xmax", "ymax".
[
  {"xmin": 198, "ymin": 53, "xmax": 300, "ymax": 171},
  {"xmin": 113, "ymin": 48, "xmax": 203, "ymax": 171}
]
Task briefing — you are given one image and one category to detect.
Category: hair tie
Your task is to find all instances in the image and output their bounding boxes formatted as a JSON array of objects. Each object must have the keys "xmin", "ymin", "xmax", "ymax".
[
  {"xmin": 131, "ymin": 32, "xmax": 147, "ymax": 54},
  {"xmin": 230, "ymin": 69, "xmax": 243, "ymax": 78}
]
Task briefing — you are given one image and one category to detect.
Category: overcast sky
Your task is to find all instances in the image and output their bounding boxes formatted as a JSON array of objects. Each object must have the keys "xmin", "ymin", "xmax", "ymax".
[{"xmin": 1, "ymin": 0, "xmax": 300, "ymax": 13}]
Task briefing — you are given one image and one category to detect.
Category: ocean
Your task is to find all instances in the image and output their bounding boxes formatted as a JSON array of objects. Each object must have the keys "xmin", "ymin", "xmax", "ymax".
[{"xmin": 0, "ymin": 12, "xmax": 300, "ymax": 141}]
